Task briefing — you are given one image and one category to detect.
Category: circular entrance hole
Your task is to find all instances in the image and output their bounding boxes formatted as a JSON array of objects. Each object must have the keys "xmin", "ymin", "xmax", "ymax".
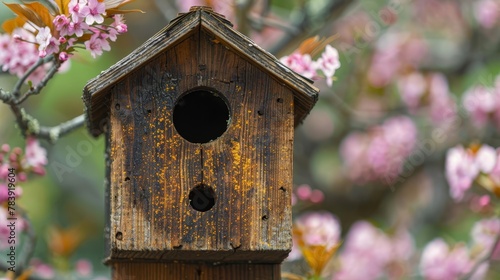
[
  {"xmin": 189, "ymin": 183, "xmax": 215, "ymax": 212},
  {"xmin": 173, "ymin": 89, "xmax": 230, "ymax": 143}
]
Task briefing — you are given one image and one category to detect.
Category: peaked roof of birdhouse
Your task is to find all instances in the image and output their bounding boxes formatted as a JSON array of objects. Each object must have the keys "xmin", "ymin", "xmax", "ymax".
[{"xmin": 83, "ymin": 6, "xmax": 320, "ymax": 136}]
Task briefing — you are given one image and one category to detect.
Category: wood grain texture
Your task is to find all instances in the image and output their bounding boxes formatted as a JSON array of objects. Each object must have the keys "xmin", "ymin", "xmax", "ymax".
[
  {"xmin": 106, "ymin": 26, "xmax": 293, "ymax": 262},
  {"xmin": 111, "ymin": 262, "xmax": 281, "ymax": 280}
]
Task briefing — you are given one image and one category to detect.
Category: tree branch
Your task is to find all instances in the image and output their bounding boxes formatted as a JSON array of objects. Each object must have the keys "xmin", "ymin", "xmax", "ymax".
[
  {"xmin": 12, "ymin": 56, "xmax": 55, "ymax": 98},
  {"xmin": 15, "ymin": 61, "xmax": 61, "ymax": 105}
]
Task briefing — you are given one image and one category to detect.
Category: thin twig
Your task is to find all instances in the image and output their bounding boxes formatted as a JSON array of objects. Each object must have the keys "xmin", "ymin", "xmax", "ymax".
[
  {"xmin": 16, "ymin": 212, "xmax": 37, "ymax": 276},
  {"xmin": 462, "ymin": 231, "xmax": 500, "ymax": 280},
  {"xmin": 12, "ymin": 56, "xmax": 55, "ymax": 98},
  {"xmin": 248, "ymin": 14, "xmax": 301, "ymax": 34},
  {"xmin": 16, "ymin": 61, "xmax": 61, "ymax": 105},
  {"xmin": 236, "ymin": 0, "xmax": 255, "ymax": 35}
]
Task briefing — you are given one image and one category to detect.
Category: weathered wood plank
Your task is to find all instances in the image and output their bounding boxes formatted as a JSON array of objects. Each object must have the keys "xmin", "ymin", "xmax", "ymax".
[{"xmin": 112, "ymin": 262, "xmax": 281, "ymax": 280}]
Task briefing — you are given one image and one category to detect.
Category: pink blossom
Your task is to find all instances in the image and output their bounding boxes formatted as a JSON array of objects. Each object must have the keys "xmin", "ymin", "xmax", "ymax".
[
  {"xmin": 53, "ymin": 15, "xmax": 72, "ymax": 36},
  {"xmin": 81, "ymin": 0, "xmax": 106, "ymax": 25},
  {"xmin": 296, "ymin": 184, "xmax": 312, "ymax": 200},
  {"xmin": 70, "ymin": 21, "xmax": 89, "ymax": 37},
  {"xmin": 0, "ymin": 184, "xmax": 22, "ymax": 204},
  {"xmin": 0, "ymin": 208, "xmax": 12, "ymax": 249},
  {"xmin": 112, "ymin": 15, "xmax": 128, "ymax": 34},
  {"xmin": 25, "ymin": 137, "xmax": 47, "ymax": 168},
  {"xmin": 428, "ymin": 73, "xmax": 457, "ymax": 124},
  {"xmin": 309, "ymin": 189, "xmax": 325, "ymax": 203},
  {"xmin": 420, "ymin": 239, "xmax": 472, "ymax": 280},
  {"xmin": 470, "ymin": 195, "xmax": 492, "ymax": 213},
  {"xmin": 69, "ymin": 0, "xmax": 86, "ymax": 22},
  {"xmin": 288, "ymin": 212, "xmax": 341, "ymax": 261},
  {"xmin": 35, "ymin": 27, "xmax": 53, "ymax": 57},
  {"xmin": 368, "ymin": 32, "xmax": 427, "ymax": 87},
  {"xmin": 445, "ymin": 146, "xmax": 478, "ymax": 201},
  {"xmin": 31, "ymin": 259, "xmax": 55, "ymax": 278},
  {"xmin": 463, "ymin": 85, "xmax": 496, "ymax": 127},
  {"xmin": 280, "ymin": 53, "xmax": 318, "ymax": 80},
  {"xmin": 334, "ymin": 222, "xmax": 414, "ymax": 280},
  {"xmin": 295, "ymin": 211, "xmax": 341, "ymax": 248},
  {"xmin": 75, "ymin": 259, "xmax": 93, "ymax": 277},
  {"xmin": 474, "ymin": 0, "xmax": 500, "ymax": 29},
  {"xmin": 340, "ymin": 116, "xmax": 417, "ymax": 184},
  {"xmin": 0, "ymin": 29, "xmax": 46, "ymax": 85},
  {"xmin": 85, "ymin": 32, "xmax": 111, "ymax": 58},
  {"xmin": 397, "ymin": 72, "xmax": 426, "ymax": 111},
  {"xmin": 471, "ymin": 218, "xmax": 500, "ymax": 260},
  {"xmin": 315, "ymin": 45, "xmax": 341, "ymax": 86},
  {"xmin": 45, "ymin": 37, "xmax": 61, "ymax": 57},
  {"xmin": 475, "ymin": 144, "xmax": 497, "ymax": 173},
  {"xmin": 59, "ymin": 52, "xmax": 69, "ymax": 62}
]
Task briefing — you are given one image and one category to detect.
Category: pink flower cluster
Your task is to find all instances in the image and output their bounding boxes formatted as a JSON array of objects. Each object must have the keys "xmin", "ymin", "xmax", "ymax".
[
  {"xmin": 340, "ymin": 116, "xmax": 417, "ymax": 184},
  {"xmin": 471, "ymin": 217, "xmax": 500, "ymax": 260},
  {"xmin": 0, "ymin": 138, "xmax": 47, "ymax": 249},
  {"xmin": 292, "ymin": 184, "xmax": 325, "ymax": 206},
  {"xmin": 37, "ymin": 0, "xmax": 128, "ymax": 59},
  {"xmin": 445, "ymin": 144, "xmax": 500, "ymax": 201},
  {"xmin": 397, "ymin": 72, "xmax": 457, "ymax": 125},
  {"xmin": 30, "ymin": 258, "xmax": 107, "ymax": 279},
  {"xmin": 420, "ymin": 239, "xmax": 474, "ymax": 280},
  {"xmin": 334, "ymin": 221, "xmax": 414, "ymax": 280},
  {"xmin": 287, "ymin": 211, "xmax": 341, "ymax": 261},
  {"xmin": 0, "ymin": 29, "xmax": 48, "ymax": 84},
  {"xmin": 1, "ymin": 0, "xmax": 129, "ymax": 83},
  {"xmin": 474, "ymin": 0, "xmax": 500, "ymax": 29},
  {"xmin": 367, "ymin": 32, "xmax": 427, "ymax": 88},
  {"xmin": 280, "ymin": 45, "xmax": 341, "ymax": 87},
  {"xmin": 462, "ymin": 76, "xmax": 500, "ymax": 128},
  {"xmin": 420, "ymin": 218, "xmax": 500, "ymax": 280}
]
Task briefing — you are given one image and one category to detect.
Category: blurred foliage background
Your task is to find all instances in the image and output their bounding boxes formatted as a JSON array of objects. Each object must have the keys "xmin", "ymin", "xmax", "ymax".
[{"xmin": 1, "ymin": 0, "xmax": 500, "ymax": 278}]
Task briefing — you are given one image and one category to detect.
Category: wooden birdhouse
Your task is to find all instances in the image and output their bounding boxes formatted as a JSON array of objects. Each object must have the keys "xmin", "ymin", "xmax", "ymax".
[{"xmin": 83, "ymin": 6, "xmax": 318, "ymax": 279}]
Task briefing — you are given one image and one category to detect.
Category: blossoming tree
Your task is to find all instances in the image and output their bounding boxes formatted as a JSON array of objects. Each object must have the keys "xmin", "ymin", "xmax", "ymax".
[{"xmin": 1, "ymin": 0, "xmax": 500, "ymax": 279}]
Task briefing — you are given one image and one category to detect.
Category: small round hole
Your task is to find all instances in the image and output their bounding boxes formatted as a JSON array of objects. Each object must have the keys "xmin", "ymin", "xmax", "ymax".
[
  {"xmin": 124, "ymin": 177, "xmax": 130, "ymax": 181},
  {"xmin": 115, "ymin": 103, "xmax": 120, "ymax": 110},
  {"xmin": 276, "ymin": 98, "xmax": 283, "ymax": 103},
  {"xmin": 262, "ymin": 215, "xmax": 269, "ymax": 221},
  {"xmin": 189, "ymin": 183, "xmax": 215, "ymax": 212},
  {"xmin": 173, "ymin": 89, "xmax": 230, "ymax": 143},
  {"xmin": 257, "ymin": 110, "xmax": 264, "ymax": 116},
  {"xmin": 116, "ymin": 231, "xmax": 123, "ymax": 241}
]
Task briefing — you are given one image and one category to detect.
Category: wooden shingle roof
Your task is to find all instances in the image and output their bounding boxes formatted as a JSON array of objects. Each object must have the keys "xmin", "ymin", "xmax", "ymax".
[{"xmin": 83, "ymin": 6, "xmax": 319, "ymax": 136}]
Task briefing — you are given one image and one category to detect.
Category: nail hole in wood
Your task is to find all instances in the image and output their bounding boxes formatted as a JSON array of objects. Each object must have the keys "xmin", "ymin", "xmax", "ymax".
[
  {"xmin": 124, "ymin": 177, "xmax": 130, "ymax": 181},
  {"xmin": 262, "ymin": 215, "xmax": 269, "ymax": 221},
  {"xmin": 115, "ymin": 103, "xmax": 120, "ymax": 110},
  {"xmin": 279, "ymin": 186, "xmax": 286, "ymax": 192},
  {"xmin": 116, "ymin": 231, "xmax": 123, "ymax": 241},
  {"xmin": 277, "ymin": 98, "xmax": 283, "ymax": 103}
]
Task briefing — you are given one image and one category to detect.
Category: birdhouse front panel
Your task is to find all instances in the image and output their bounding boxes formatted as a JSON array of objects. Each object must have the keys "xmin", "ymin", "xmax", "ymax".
[{"xmin": 106, "ymin": 26, "xmax": 294, "ymax": 262}]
